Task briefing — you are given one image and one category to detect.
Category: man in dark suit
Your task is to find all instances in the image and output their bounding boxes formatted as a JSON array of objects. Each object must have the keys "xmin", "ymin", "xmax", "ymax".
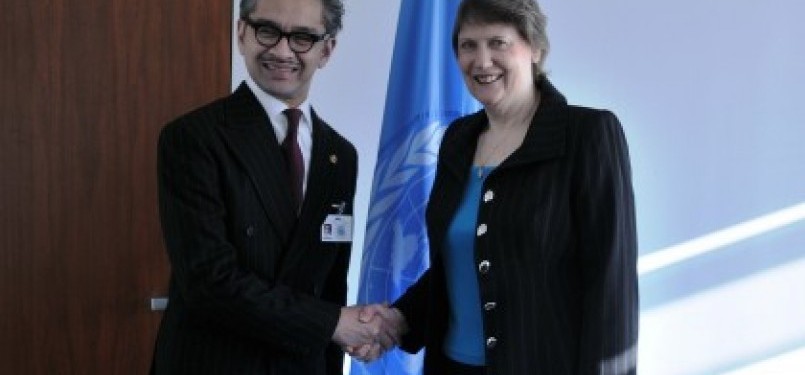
[{"xmin": 150, "ymin": 0, "xmax": 395, "ymax": 373}]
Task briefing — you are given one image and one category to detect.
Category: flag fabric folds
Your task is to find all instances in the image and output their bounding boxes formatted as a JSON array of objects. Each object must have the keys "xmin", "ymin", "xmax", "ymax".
[{"xmin": 351, "ymin": 0, "xmax": 479, "ymax": 374}]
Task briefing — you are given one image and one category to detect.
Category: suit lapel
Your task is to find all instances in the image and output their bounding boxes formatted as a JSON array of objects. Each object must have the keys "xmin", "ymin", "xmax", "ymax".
[
  {"xmin": 503, "ymin": 77, "xmax": 568, "ymax": 168},
  {"xmin": 440, "ymin": 111, "xmax": 485, "ymax": 182},
  {"xmin": 298, "ymin": 109, "xmax": 337, "ymax": 223},
  {"xmin": 219, "ymin": 83, "xmax": 297, "ymax": 243}
]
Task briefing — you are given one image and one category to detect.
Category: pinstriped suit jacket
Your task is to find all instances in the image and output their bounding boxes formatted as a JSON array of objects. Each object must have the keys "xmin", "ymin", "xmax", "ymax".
[
  {"xmin": 151, "ymin": 83, "xmax": 357, "ymax": 375},
  {"xmin": 395, "ymin": 77, "xmax": 639, "ymax": 374}
]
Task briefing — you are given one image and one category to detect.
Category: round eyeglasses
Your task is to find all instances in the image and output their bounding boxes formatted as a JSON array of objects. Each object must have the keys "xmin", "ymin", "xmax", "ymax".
[{"xmin": 242, "ymin": 17, "xmax": 329, "ymax": 53}]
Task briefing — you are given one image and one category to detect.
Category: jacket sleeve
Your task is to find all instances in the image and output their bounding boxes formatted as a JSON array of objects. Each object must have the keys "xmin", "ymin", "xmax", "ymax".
[
  {"xmin": 391, "ymin": 268, "xmax": 432, "ymax": 353},
  {"xmin": 572, "ymin": 111, "xmax": 639, "ymax": 375},
  {"xmin": 157, "ymin": 119, "xmax": 342, "ymax": 356}
]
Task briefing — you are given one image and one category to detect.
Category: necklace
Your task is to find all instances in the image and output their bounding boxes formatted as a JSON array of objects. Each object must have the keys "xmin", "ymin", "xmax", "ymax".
[
  {"xmin": 474, "ymin": 99, "xmax": 540, "ymax": 178},
  {"xmin": 474, "ymin": 124, "xmax": 527, "ymax": 179}
]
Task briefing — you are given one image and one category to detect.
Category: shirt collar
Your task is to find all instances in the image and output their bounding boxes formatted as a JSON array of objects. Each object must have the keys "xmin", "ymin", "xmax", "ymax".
[{"xmin": 244, "ymin": 77, "xmax": 313, "ymax": 135}]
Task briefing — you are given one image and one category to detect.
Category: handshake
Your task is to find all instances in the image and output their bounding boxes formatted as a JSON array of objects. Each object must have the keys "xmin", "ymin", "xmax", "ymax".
[{"xmin": 332, "ymin": 304, "xmax": 409, "ymax": 362}]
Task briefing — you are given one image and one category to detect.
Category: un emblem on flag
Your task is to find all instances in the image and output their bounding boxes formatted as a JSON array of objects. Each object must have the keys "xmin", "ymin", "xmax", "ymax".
[{"xmin": 361, "ymin": 119, "xmax": 447, "ymax": 301}]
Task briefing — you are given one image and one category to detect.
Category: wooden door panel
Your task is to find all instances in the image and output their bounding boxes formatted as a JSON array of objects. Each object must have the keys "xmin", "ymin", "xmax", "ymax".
[{"xmin": 0, "ymin": 1, "xmax": 230, "ymax": 373}]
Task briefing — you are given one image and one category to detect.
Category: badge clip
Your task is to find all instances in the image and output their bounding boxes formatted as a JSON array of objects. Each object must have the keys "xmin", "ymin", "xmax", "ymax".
[{"xmin": 331, "ymin": 201, "xmax": 346, "ymax": 215}]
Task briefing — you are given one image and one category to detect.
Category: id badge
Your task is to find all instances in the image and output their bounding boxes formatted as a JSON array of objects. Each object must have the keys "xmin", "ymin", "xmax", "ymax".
[{"xmin": 321, "ymin": 214, "xmax": 352, "ymax": 243}]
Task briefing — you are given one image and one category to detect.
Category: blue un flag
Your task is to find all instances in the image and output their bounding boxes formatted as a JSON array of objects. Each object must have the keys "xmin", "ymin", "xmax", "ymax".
[{"xmin": 351, "ymin": 0, "xmax": 479, "ymax": 374}]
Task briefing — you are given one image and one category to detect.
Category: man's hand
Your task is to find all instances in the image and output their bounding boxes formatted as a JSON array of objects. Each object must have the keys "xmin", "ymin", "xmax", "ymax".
[
  {"xmin": 333, "ymin": 304, "xmax": 399, "ymax": 361},
  {"xmin": 342, "ymin": 304, "xmax": 409, "ymax": 362}
]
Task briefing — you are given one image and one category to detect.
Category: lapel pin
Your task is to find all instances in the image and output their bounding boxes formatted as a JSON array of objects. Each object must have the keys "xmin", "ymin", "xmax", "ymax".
[{"xmin": 329, "ymin": 154, "xmax": 338, "ymax": 164}]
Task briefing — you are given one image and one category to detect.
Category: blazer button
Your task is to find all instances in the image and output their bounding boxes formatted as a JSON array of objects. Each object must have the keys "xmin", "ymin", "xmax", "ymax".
[
  {"xmin": 478, "ymin": 260, "xmax": 491, "ymax": 274},
  {"xmin": 483, "ymin": 301, "xmax": 497, "ymax": 311},
  {"xmin": 246, "ymin": 225, "xmax": 255, "ymax": 237},
  {"xmin": 476, "ymin": 224, "xmax": 487, "ymax": 236},
  {"xmin": 486, "ymin": 337, "xmax": 498, "ymax": 349},
  {"xmin": 483, "ymin": 190, "xmax": 494, "ymax": 203}
]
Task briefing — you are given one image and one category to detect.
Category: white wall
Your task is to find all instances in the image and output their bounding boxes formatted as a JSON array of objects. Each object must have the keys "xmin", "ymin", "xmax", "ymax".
[{"xmin": 542, "ymin": 1, "xmax": 805, "ymax": 373}]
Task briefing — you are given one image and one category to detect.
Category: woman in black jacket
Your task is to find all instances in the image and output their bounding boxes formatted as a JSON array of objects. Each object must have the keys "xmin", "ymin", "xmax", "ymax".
[{"xmin": 358, "ymin": 0, "xmax": 639, "ymax": 373}]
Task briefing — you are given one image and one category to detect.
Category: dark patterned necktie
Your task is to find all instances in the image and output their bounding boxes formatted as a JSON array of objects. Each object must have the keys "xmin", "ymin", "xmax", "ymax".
[{"xmin": 282, "ymin": 108, "xmax": 304, "ymax": 212}]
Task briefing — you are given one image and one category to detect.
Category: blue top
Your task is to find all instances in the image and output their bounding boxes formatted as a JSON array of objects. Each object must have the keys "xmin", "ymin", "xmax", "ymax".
[{"xmin": 442, "ymin": 166, "xmax": 494, "ymax": 365}]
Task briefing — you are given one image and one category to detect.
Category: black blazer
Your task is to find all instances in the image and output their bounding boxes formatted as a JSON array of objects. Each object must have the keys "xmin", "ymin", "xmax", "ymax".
[
  {"xmin": 394, "ymin": 78, "xmax": 639, "ymax": 374},
  {"xmin": 151, "ymin": 83, "xmax": 357, "ymax": 375}
]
